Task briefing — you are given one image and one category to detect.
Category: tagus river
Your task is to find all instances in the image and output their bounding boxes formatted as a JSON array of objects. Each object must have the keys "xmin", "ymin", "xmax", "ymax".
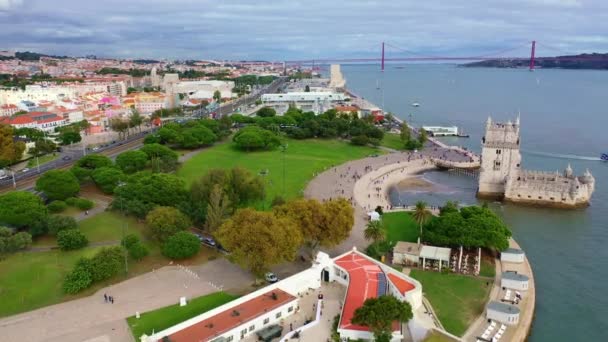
[{"xmin": 343, "ymin": 64, "xmax": 608, "ymax": 342}]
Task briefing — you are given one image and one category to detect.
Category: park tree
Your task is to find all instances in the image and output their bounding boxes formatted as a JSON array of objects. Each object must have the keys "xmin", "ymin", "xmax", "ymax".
[
  {"xmin": 36, "ymin": 170, "xmax": 80, "ymax": 200},
  {"xmin": 273, "ymin": 198, "xmax": 353, "ymax": 257},
  {"xmin": 0, "ymin": 124, "xmax": 26, "ymax": 168},
  {"xmin": 91, "ymin": 167, "xmax": 125, "ymax": 194},
  {"xmin": 115, "ymin": 150, "xmax": 148, "ymax": 174},
  {"xmin": 57, "ymin": 229, "xmax": 89, "ymax": 251},
  {"xmin": 364, "ymin": 220, "xmax": 385, "ymax": 244},
  {"xmin": 216, "ymin": 208, "xmax": 303, "ymax": 280},
  {"xmin": 400, "ymin": 122, "xmax": 411, "ymax": 144},
  {"xmin": 179, "ymin": 125, "xmax": 217, "ymax": 149},
  {"xmin": 129, "ymin": 109, "xmax": 144, "ymax": 133},
  {"xmin": 412, "ymin": 201, "xmax": 432, "ymax": 237},
  {"xmin": 63, "ymin": 258, "xmax": 93, "ymax": 294},
  {"xmin": 161, "ymin": 231, "xmax": 200, "ymax": 259},
  {"xmin": 47, "ymin": 215, "xmax": 78, "ymax": 235},
  {"xmin": 233, "ymin": 126, "xmax": 281, "ymax": 151},
  {"xmin": 89, "ymin": 246, "xmax": 124, "ymax": 282},
  {"xmin": 256, "ymin": 106, "xmax": 276, "ymax": 118},
  {"xmin": 140, "ymin": 143, "xmax": 179, "ymax": 172},
  {"xmin": 304, "ymin": 85, "xmax": 310, "ymax": 92},
  {"xmin": 352, "ymin": 295, "xmax": 413, "ymax": 342},
  {"xmin": 213, "ymin": 90, "xmax": 221, "ymax": 103},
  {"xmin": 0, "ymin": 227, "xmax": 32, "ymax": 253},
  {"xmin": 418, "ymin": 128, "xmax": 428, "ymax": 145},
  {"xmin": 439, "ymin": 200, "xmax": 459, "ymax": 216},
  {"xmin": 109, "ymin": 117, "xmax": 130, "ymax": 140},
  {"xmin": 71, "ymin": 154, "xmax": 114, "ymax": 182},
  {"xmin": 57, "ymin": 130, "xmax": 81, "ymax": 145},
  {"xmin": 145, "ymin": 206, "xmax": 191, "ymax": 242},
  {"xmin": 14, "ymin": 127, "xmax": 44, "ymax": 141},
  {"xmin": 204, "ymin": 184, "xmax": 231, "ymax": 234},
  {"xmin": 31, "ymin": 139, "xmax": 57, "ymax": 156},
  {"xmin": 0, "ymin": 191, "xmax": 47, "ymax": 235}
]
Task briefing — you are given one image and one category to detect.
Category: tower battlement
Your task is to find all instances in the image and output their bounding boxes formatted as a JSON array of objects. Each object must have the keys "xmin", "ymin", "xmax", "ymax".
[{"xmin": 477, "ymin": 115, "xmax": 594, "ymax": 208}]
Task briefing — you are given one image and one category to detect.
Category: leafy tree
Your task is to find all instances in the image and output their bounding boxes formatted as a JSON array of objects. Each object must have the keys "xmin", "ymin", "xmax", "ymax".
[
  {"xmin": 63, "ymin": 258, "xmax": 93, "ymax": 294},
  {"xmin": 140, "ymin": 143, "xmax": 179, "ymax": 172},
  {"xmin": 304, "ymin": 85, "xmax": 310, "ymax": 92},
  {"xmin": 57, "ymin": 131, "xmax": 81, "ymax": 145},
  {"xmin": 217, "ymin": 208, "xmax": 303, "ymax": 280},
  {"xmin": 423, "ymin": 205, "xmax": 511, "ymax": 251},
  {"xmin": 89, "ymin": 246, "xmax": 124, "ymax": 282},
  {"xmin": 128, "ymin": 241, "xmax": 149, "ymax": 260},
  {"xmin": 439, "ymin": 200, "xmax": 459, "ymax": 216},
  {"xmin": 351, "ymin": 135, "xmax": 369, "ymax": 146},
  {"xmin": 418, "ymin": 128, "xmax": 428, "ymax": 145},
  {"xmin": 233, "ymin": 126, "xmax": 281, "ymax": 151},
  {"xmin": 213, "ymin": 90, "xmax": 221, "ymax": 103},
  {"xmin": 75, "ymin": 198, "xmax": 95, "ymax": 210},
  {"xmin": 14, "ymin": 127, "xmax": 44, "ymax": 140},
  {"xmin": 109, "ymin": 118, "xmax": 130, "ymax": 140},
  {"xmin": 271, "ymin": 195, "xmax": 286, "ymax": 207},
  {"xmin": 91, "ymin": 167, "xmax": 124, "ymax": 194},
  {"xmin": 35, "ymin": 170, "xmax": 80, "ymax": 201},
  {"xmin": 121, "ymin": 234, "xmax": 140, "ymax": 249},
  {"xmin": 57, "ymin": 229, "xmax": 89, "ymax": 251},
  {"xmin": 47, "ymin": 215, "xmax": 77, "ymax": 235},
  {"xmin": 129, "ymin": 109, "xmax": 144, "ymax": 133},
  {"xmin": 273, "ymin": 198, "xmax": 353, "ymax": 256},
  {"xmin": 162, "ymin": 231, "xmax": 200, "ymax": 259},
  {"xmin": 113, "ymin": 173, "xmax": 188, "ymax": 218},
  {"xmin": 116, "ymin": 150, "xmax": 148, "ymax": 174},
  {"xmin": 71, "ymin": 155, "xmax": 113, "ymax": 182},
  {"xmin": 48, "ymin": 200, "xmax": 68, "ymax": 213},
  {"xmin": 256, "ymin": 106, "xmax": 276, "ymax": 118},
  {"xmin": 0, "ymin": 228, "xmax": 32, "ymax": 253},
  {"xmin": 204, "ymin": 184, "xmax": 231, "ymax": 234},
  {"xmin": 31, "ymin": 139, "xmax": 57, "ymax": 156},
  {"xmin": 400, "ymin": 122, "xmax": 411, "ymax": 144},
  {"xmin": 0, "ymin": 124, "xmax": 26, "ymax": 168},
  {"xmin": 364, "ymin": 220, "xmax": 385, "ymax": 244},
  {"xmin": 351, "ymin": 295, "xmax": 413, "ymax": 342},
  {"xmin": 0, "ymin": 191, "xmax": 47, "ymax": 233},
  {"xmin": 412, "ymin": 201, "xmax": 432, "ymax": 237},
  {"xmin": 145, "ymin": 206, "xmax": 191, "ymax": 242}
]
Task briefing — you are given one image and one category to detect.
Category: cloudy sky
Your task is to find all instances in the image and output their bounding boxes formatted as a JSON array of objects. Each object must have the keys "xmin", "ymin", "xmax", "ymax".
[{"xmin": 1, "ymin": 0, "xmax": 607, "ymax": 60}]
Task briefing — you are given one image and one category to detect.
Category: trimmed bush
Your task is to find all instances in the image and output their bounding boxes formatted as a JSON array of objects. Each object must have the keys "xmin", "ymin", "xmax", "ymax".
[
  {"xmin": 57, "ymin": 229, "xmax": 89, "ymax": 251},
  {"xmin": 121, "ymin": 234, "xmax": 140, "ymax": 249},
  {"xmin": 63, "ymin": 258, "xmax": 93, "ymax": 294},
  {"xmin": 48, "ymin": 200, "xmax": 68, "ymax": 213},
  {"xmin": 47, "ymin": 215, "xmax": 78, "ymax": 236},
  {"xmin": 162, "ymin": 232, "xmax": 200, "ymax": 259},
  {"xmin": 90, "ymin": 246, "xmax": 123, "ymax": 282},
  {"xmin": 128, "ymin": 242, "xmax": 149, "ymax": 260},
  {"xmin": 75, "ymin": 198, "xmax": 95, "ymax": 210},
  {"xmin": 65, "ymin": 197, "xmax": 78, "ymax": 206}
]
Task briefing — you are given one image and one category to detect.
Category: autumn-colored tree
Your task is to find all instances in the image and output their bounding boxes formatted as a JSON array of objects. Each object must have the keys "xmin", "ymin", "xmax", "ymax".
[
  {"xmin": 145, "ymin": 206, "xmax": 191, "ymax": 242},
  {"xmin": 204, "ymin": 184, "xmax": 231, "ymax": 234},
  {"xmin": 0, "ymin": 124, "xmax": 26, "ymax": 168},
  {"xmin": 216, "ymin": 208, "xmax": 303, "ymax": 281},
  {"xmin": 273, "ymin": 198, "xmax": 353, "ymax": 256}
]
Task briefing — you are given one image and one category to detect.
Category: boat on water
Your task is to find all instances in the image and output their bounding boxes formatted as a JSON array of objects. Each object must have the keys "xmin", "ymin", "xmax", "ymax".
[
  {"xmin": 411, "ymin": 102, "xmax": 420, "ymax": 107},
  {"xmin": 601, "ymin": 153, "xmax": 608, "ymax": 161}
]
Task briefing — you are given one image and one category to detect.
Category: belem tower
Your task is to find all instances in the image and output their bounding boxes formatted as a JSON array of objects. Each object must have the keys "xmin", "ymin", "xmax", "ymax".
[{"xmin": 477, "ymin": 116, "xmax": 595, "ymax": 208}]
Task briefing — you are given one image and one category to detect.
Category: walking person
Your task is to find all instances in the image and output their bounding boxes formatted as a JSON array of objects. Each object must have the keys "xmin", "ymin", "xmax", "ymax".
[{"xmin": 103, "ymin": 293, "xmax": 108, "ymax": 303}]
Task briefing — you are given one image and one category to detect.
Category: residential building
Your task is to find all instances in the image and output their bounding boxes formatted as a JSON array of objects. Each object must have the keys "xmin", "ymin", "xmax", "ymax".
[{"xmin": 0, "ymin": 104, "xmax": 19, "ymax": 116}]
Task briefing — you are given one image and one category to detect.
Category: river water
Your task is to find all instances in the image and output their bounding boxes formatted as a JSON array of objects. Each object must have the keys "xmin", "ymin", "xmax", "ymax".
[{"xmin": 342, "ymin": 64, "xmax": 608, "ymax": 342}]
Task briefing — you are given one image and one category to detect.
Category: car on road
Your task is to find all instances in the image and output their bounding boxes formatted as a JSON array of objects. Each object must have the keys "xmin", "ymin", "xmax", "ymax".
[
  {"xmin": 62, "ymin": 156, "xmax": 72, "ymax": 161},
  {"xmin": 265, "ymin": 272, "xmax": 278, "ymax": 283},
  {"xmin": 21, "ymin": 168, "xmax": 30, "ymax": 173},
  {"xmin": 202, "ymin": 236, "xmax": 216, "ymax": 247}
]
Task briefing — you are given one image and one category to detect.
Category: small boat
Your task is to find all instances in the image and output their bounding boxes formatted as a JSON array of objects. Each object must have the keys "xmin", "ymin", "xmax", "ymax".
[
  {"xmin": 376, "ymin": 80, "xmax": 380, "ymax": 90},
  {"xmin": 411, "ymin": 102, "xmax": 420, "ymax": 107},
  {"xmin": 601, "ymin": 153, "xmax": 608, "ymax": 161}
]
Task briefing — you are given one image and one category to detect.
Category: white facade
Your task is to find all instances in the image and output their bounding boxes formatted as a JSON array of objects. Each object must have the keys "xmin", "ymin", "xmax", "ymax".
[
  {"xmin": 261, "ymin": 91, "xmax": 347, "ymax": 103},
  {"xmin": 486, "ymin": 301, "xmax": 520, "ymax": 326},
  {"xmin": 329, "ymin": 64, "xmax": 346, "ymax": 89},
  {"xmin": 422, "ymin": 126, "xmax": 459, "ymax": 137},
  {"xmin": 500, "ymin": 248, "xmax": 525, "ymax": 263},
  {"xmin": 169, "ymin": 80, "xmax": 234, "ymax": 98}
]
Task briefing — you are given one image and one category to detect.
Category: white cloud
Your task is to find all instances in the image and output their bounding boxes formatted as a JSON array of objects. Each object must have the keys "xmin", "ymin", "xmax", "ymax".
[{"xmin": 0, "ymin": 0, "xmax": 23, "ymax": 11}]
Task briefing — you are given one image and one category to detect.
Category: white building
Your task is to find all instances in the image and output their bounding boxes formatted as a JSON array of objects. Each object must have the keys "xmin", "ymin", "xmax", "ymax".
[
  {"xmin": 501, "ymin": 272, "xmax": 529, "ymax": 291},
  {"xmin": 500, "ymin": 248, "xmax": 525, "ymax": 263},
  {"xmin": 486, "ymin": 301, "xmax": 520, "ymax": 326},
  {"xmin": 143, "ymin": 248, "xmax": 423, "ymax": 342},
  {"xmin": 169, "ymin": 80, "xmax": 234, "ymax": 99},
  {"xmin": 422, "ymin": 126, "xmax": 459, "ymax": 137},
  {"xmin": 392, "ymin": 241, "xmax": 422, "ymax": 266},
  {"xmin": 329, "ymin": 64, "xmax": 346, "ymax": 89},
  {"xmin": 261, "ymin": 91, "xmax": 347, "ymax": 103}
]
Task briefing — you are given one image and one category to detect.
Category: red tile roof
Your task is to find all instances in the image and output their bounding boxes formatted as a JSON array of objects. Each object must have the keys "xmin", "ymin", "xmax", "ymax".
[
  {"xmin": 387, "ymin": 273, "xmax": 416, "ymax": 295},
  {"xmin": 166, "ymin": 289, "xmax": 296, "ymax": 342}
]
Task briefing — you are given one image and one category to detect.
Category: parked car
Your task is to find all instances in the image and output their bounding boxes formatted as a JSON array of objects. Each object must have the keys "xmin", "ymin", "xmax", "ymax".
[
  {"xmin": 265, "ymin": 272, "xmax": 278, "ymax": 283},
  {"xmin": 21, "ymin": 168, "xmax": 30, "ymax": 173},
  {"xmin": 62, "ymin": 156, "xmax": 72, "ymax": 161},
  {"xmin": 202, "ymin": 237, "xmax": 216, "ymax": 247}
]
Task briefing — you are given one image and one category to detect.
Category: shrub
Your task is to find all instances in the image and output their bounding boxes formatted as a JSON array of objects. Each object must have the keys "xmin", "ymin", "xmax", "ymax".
[
  {"xmin": 121, "ymin": 234, "xmax": 140, "ymax": 249},
  {"xmin": 35, "ymin": 170, "xmax": 80, "ymax": 200},
  {"xmin": 75, "ymin": 198, "xmax": 95, "ymax": 210},
  {"xmin": 271, "ymin": 195, "xmax": 286, "ymax": 207},
  {"xmin": 63, "ymin": 258, "xmax": 93, "ymax": 294},
  {"xmin": 162, "ymin": 232, "xmax": 200, "ymax": 259},
  {"xmin": 91, "ymin": 167, "xmax": 124, "ymax": 194},
  {"xmin": 48, "ymin": 200, "xmax": 68, "ymax": 213},
  {"xmin": 47, "ymin": 215, "xmax": 78, "ymax": 235},
  {"xmin": 57, "ymin": 229, "xmax": 89, "ymax": 251},
  {"xmin": 65, "ymin": 197, "xmax": 78, "ymax": 206},
  {"xmin": 146, "ymin": 206, "xmax": 191, "ymax": 242},
  {"xmin": 128, "ymin": 242, "xmax": 149, "ymax": 260},
  {"xmin": 90, "ymin": 246, "xmax": 124, "ymax": 282},
  {"xmin": 0, "ymin": 230, "xmax": 32, "ymax": 253}
]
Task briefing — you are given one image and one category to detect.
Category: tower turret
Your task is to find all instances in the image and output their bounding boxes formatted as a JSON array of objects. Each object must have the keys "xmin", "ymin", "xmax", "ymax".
[{"xmin": 564, "ymin": 164, "xmax": 573, "ymax": 178}]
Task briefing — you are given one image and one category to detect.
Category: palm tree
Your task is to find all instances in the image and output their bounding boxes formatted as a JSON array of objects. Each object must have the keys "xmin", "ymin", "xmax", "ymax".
[
  {"xmin": 364, "ymin": 220, "xmax": 385, "ymax": 244},
  {"xmin": 412, "ymin": 201, "xmax": 432, "ymax": 237}
]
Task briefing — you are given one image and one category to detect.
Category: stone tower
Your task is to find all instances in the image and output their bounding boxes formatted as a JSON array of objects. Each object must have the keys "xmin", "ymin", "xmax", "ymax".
[{"xmin": 478, "ymin": 116, "xmax": 522, "ymax": 198}]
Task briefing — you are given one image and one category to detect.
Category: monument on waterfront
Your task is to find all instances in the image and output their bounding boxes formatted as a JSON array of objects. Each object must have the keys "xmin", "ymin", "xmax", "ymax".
[{"xmin": 477, "ymin": 115, "xmax": 595, "ymax": 207}]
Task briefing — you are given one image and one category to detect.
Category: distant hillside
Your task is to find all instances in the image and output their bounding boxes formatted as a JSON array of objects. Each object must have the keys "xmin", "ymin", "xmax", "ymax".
[
  {"xmin": 0, "ymin": 51, "xmax": 69, "ymax": 61},
  {"xmin": 463, "ymin": 53, "xmax": 608, "ymax": 70}
]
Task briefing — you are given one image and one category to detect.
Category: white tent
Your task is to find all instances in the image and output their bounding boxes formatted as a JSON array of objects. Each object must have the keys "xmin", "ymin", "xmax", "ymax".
[{"xmin": 367, "ymin": 211, "xmax": 380, "ymax": 221}]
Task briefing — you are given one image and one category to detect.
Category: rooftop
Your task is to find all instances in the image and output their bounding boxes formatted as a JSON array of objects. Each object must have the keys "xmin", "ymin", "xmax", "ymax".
[
  {"xmin": 393, "ymin": 241, "xmax": 421, "ymax": 256},
  {"xmin": 165, "ymin": 289, "xmax": 297, "ymax": 342},
  {"xmin": 502, "ymin": 272, "xmax": 529, "ymax": 282},
  {"xmin": 502, "ymin": 248, "xmax": 525, "ymax": 255},
  {"xmin": 420, "ymin": 245, "xmax": 452, "ymax": 262},
  {"xmin": 487, "ymin": 301, "xmax": 521, "ymax": 315},
  {"xmin": 387, "ymin": 273, "xmax": 416, "ymax": 295}
]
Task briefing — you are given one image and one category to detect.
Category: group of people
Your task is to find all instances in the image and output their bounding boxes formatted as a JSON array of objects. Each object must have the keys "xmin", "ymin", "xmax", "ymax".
[{"xmin": 103, "ymin": 293, "xmax": 115, "ymax": 304}]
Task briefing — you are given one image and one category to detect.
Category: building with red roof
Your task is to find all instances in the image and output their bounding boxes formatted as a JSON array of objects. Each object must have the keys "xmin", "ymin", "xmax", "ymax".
[{"xmin": 143, "ymin": 248, "xmax": 422, "ymax": 342}]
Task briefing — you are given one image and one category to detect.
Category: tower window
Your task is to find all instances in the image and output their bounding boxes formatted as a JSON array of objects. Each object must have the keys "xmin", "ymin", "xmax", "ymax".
[{"xmin": 496, "ymin": 149, "xmax": 501, "ymax": 154}]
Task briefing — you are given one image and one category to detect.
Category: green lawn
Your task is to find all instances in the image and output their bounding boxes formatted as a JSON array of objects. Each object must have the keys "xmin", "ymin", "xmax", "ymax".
[
  {"xmin": 380, "ymin": 133, "xmax": 404, "ymax": 150},
  {"xmin": 127, "ymin": 292, "xmax": 239, "ymax": 339},
  {"xmin": 382, "ymin": 211, "xmax": 419, "ymax": 244},
  {"xmin": 423, "ymin": 331, "xmax": 460, "ymax": 342},
  {"xmin": 178, "ymin": 139, "xmax": 380, "ymax": 207},
  {"xmin": 78, "ymin": 211, "xmax": 147, "ymax": 243},
  {"xmin": 410, "ymin": 270, "xmax": 492, "ymax": 337},
  {"xmin": 0, "ymin": 247, "xmax": 102, "ymax": 317},
  {"xmin": 479, "ymin": 257, "xmax": 496, "ymax": 278},
  {"xmin": 26, "ymin": 153, "xmax": 59, "ymax": 168}
]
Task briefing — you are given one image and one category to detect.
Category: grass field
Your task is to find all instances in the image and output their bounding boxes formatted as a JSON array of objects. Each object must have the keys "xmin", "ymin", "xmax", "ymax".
[
  {"xmin": 78, "ymin": 211, "xmax": 146, "ymax": 242},
  {"xmin": 127, "ymin": 292, "xmax": 238, "ymax": 339},
  {"xmin": 178, "ymin": 139, "xmax": 380, "ymax": 207},
  {"xmin": 26, "ymin": 153, "xmax": 59, "ymax": 168},
  {"xmin": 381, "ymin": 133, "xmax": 405, "ymax": 150},
  {"xmin": 479, "ymin": 257, "xmax": 496, "ymax": 278},
  {"xmin": 422, "ymin": 331, "xmax": 460, "ymax": 342},
  {"xmin": 410, "ymin": 270, "xmax": 492, "ymax": 336},
  {"xmin": 382, "ymin": 211, "xmax": 419, "ymax": 244}
]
